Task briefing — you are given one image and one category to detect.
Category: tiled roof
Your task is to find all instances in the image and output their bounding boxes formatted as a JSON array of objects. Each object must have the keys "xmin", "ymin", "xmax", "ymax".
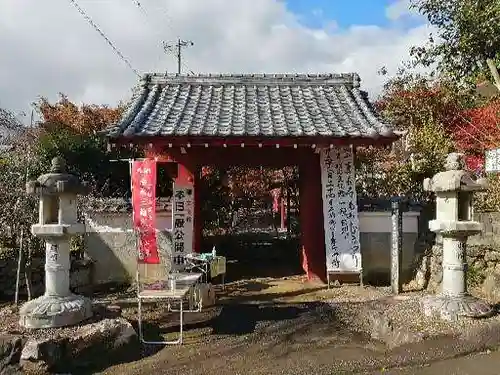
[{"xmin": 104, "ymin": 73, "xmax": 395, "ymax": 139}]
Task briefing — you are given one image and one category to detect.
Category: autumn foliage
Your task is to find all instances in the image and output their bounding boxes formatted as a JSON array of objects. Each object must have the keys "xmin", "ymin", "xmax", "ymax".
[
  {"xmin": 376, "ymin": 72, "xmax": 500, "ymax": 172},
  {"xmin": 28, "ymin": 95, "xmax": 133, "ymax": 198},
  {"xmin": 199, "ymin": 165, "xmax": 298, "ymax": 234},
  {"xmin": 376, "ymin": 78, "xmax": 467, "ymax": 131},
  {"xmin": 449, "ymin": 99, "xmax": 500, "ymax": 170},
  {"xmin": 37, "ymin": 94, "xmax": 124, "ymax": 135}
]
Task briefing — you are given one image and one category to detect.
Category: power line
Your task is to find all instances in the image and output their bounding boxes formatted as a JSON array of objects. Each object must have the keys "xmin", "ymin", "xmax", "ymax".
[
  {"xmin": 68, "ymin": 0, "xmax": 141, "ymax": 78},
  {"xmin": 129, "ymin": 0, "xmax": 194, "ymax": 75}
]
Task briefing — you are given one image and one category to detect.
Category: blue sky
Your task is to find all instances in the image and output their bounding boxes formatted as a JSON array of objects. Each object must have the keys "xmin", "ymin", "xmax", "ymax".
[{"xmin": 285, "ymin": 0, "xmax": 420, "ymax": 29}]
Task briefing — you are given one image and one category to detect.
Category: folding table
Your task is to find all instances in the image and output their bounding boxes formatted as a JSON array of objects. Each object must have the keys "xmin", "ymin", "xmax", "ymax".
[{"xmin": 137, "ymin": 272, "xmax": 203, "ymax": 345}]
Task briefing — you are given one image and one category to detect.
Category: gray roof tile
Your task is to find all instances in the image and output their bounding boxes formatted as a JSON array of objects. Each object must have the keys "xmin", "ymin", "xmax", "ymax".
[{"xmin": 104, "ymin": 73, "xmax": 395, "ymax": 139}]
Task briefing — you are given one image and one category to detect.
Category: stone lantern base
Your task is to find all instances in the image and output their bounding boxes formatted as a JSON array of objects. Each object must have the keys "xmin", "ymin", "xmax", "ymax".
[
  {"xmin": 421, "ymin": 294, "xmax": 493, "ymax": 322},
  {"xmin": 19, "ymin": 293, "xmax": 92, "ymax": 329}
]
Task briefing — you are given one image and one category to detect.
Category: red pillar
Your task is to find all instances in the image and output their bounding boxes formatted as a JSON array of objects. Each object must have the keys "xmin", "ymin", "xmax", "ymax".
[
  {"xmin": 193, "ymin": 167, "xmax": 202, "ymax": 254},
  {"xmin": 299, "ymin": 152, "xmax": 326, "ymax": 282}
]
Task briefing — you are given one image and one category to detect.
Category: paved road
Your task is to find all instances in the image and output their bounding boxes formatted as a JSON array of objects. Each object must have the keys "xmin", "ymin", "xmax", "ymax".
[{"xmin": 383, "ymin": 350, "xmax": 500, "ymax": 375}]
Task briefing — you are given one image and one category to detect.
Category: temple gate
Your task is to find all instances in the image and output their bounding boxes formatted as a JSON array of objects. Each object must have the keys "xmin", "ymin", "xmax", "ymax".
[{"xmin": 103, "ymin": 73, "xmax": 397, "ymax": 281}]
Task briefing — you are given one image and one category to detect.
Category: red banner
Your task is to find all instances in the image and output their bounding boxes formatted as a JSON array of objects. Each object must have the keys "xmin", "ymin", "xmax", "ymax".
[{"xmin": 131, "ymin": 159, "xmax": 160, "ymax": 264}]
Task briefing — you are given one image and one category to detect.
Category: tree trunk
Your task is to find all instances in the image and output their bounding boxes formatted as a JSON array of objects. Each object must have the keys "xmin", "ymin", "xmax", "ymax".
[{"xmin": 486, "ymin": 58, "xmax": 500, "ymax": 93}]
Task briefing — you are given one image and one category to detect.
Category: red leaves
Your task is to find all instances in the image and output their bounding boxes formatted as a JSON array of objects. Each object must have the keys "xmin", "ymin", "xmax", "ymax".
[
  {"xmin": 451, "ymin": 100, "xmax": 500, "ymax": 155},
  {"xmin": 446, "ymin": 99, "xmax": 500, "ymax": 170},
  {"xmin": 465, "ymin": 154, "xmax": 484, "ymax": 172}
]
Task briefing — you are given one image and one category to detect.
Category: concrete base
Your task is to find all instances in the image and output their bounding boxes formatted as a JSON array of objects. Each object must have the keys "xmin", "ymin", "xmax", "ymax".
[
  {"xmin": 421, "ymin": 294, "xmax": 494, "ymax": 321},
  {"xmin": 19, "ymin": 294, "xmax": 93, "ymax": 329}
]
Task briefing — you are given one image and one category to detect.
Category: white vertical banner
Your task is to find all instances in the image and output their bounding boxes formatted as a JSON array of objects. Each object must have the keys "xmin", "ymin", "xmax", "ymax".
[
  {"xmin": 172, "ymin": 184, "xmax": 194, "ymax": 270},
  {"xmin": 320, "ymin": 146, "xmax": 362, "ymax": 273}
]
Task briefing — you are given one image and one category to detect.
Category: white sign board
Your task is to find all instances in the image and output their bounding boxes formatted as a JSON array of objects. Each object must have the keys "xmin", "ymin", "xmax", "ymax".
[
  {"xmin": 320, "ymin": 146, "xmax": 362, "ymax": 273},
  {"xmin": 485, "ymin": 149, "xmax": 500, "ymax": 172},
  {"xmin": 172, "ymin": 184, "xmax": 194, "ymax": 270}
]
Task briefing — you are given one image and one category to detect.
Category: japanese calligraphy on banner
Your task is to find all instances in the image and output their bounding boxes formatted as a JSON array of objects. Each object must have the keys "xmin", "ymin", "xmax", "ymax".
[
  {"xmin": 131, "ymin": 159, "xmax": 160, "ymax": 264},
  {"xmin": 172, "ymin": 184, "xmax": 194, "ymax": 270},
  {"xmin": 320, "ymin": 146, "xmax": 362, "ymax": 273}
]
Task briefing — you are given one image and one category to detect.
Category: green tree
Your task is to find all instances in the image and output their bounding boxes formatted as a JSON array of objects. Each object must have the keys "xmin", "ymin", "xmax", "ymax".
[{"xmin": 410, "ymin": 0, "xmax": 500, "ymax": 93}]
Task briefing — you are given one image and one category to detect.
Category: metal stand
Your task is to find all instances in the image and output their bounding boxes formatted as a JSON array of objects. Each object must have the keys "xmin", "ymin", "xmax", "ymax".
[
  {"xmin": 138, "ymin": 294, "xmax": 184, "ymax": 345},
  {"xmin": 327, "ymin": 270, "xmax": 363, "ymax": 289},
  {"xmin": 136, "ymin": 272, "xmax": 202, "ymax": 346}
]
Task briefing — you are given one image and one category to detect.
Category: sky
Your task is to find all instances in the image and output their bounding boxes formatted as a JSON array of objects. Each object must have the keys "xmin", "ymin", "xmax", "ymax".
[{"xmin": 0, "ymin": 0, "xmax": 431, "ymax": 121}]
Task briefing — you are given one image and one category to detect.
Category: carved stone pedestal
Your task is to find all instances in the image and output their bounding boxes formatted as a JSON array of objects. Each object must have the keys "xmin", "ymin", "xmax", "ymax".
[
  {"xmin": 421, "ymin": 294, "xmax": 493, "ymax": 322},
  {"xmin": 19, "ymin": 294, "xmax": 92, "ymax": 329}
]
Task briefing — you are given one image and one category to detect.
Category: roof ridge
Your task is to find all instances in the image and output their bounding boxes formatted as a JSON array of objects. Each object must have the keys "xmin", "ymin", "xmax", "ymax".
[{"xmin": 143, "ymin": 73, "xmax": 361, "ymax": 87}]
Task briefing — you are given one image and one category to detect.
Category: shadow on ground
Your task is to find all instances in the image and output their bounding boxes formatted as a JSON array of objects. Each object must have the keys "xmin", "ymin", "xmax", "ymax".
[{"xmin": 76, "ymin": 299, "xmax": 373, "ymax": 375}]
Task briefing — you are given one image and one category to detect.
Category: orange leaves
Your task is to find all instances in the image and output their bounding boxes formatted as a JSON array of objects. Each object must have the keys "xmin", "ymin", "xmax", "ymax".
[{"xmin": 37, "ymin": 94, "xmax": 124, "ymax": 135}]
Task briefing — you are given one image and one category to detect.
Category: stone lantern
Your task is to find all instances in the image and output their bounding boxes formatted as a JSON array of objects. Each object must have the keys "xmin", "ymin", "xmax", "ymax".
[
  {"xmin": 421, "ymin": 152, "xmax": 493, "ymax": 321},
  {"xmin": 19, "ymin": 157, "xmax": 92, "ymax": 328}
]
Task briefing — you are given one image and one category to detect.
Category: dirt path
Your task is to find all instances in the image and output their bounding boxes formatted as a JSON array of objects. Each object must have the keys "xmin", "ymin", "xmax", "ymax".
[
  {"xmin": 98, "ymin": 302, "xmax": 386, "ymax": 375},
  {"xmin": 383, "ymin": 349, "xmax": 500, "ymax": 375},
  {"xmin": 90, "ymin": 277, "xmax": 392, "ymax": 375},
  {"xmin": 68, "ymin": 277, "xmax": 500, "ymax": 374}
]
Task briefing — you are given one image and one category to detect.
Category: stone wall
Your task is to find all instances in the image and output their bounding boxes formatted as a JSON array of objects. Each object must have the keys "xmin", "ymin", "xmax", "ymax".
[
  {"xmin": 83, "ymin": 201, "xmax": 425, "ymax": 286},
  {"xmin": 469, "ymin": 212, "xmax": 500, "ymax": 248},
  {"xmin": 84, "ymin": 213, "xmax": 173, "ymax": 286},
  {"xmin": 359, "ymin": 211, "xmax": 421, "ymax": 283},
  {"xmin": 464, "ymin": 212, "xmax": 500, "ymax": 287},
  {"xmin": 412, "ymin": 242, "xmax": 500, "ymax": 291}
]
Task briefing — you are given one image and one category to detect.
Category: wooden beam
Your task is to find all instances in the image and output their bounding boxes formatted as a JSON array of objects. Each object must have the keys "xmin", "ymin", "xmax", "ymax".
[{"xmin": 109, "ymin": 134, "xmax": 397, "ymax": 148}]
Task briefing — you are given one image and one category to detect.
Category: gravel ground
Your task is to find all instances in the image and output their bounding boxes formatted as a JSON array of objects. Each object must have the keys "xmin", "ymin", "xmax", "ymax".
[{"xmin": 3, "ymin": 277, "xmax": 500, "ymax": 374}]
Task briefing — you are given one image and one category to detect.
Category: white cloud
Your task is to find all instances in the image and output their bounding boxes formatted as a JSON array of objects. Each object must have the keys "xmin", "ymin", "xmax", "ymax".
[
  {"xmin": 0, "ymin": 0, "xmax": 432, "ymax": 117},
  {"xmin": 385, "ymin": 0, "xmax": 418, "ymax": 21}
]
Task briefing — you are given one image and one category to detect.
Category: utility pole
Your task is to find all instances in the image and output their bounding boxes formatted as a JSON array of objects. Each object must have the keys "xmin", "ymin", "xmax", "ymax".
[{"xmin": 163, "ymin": 38, "xmax": 194, "ymax": 74}]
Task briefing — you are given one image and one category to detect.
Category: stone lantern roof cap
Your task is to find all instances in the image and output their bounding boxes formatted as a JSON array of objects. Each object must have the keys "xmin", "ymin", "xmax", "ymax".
[
  {"xmin": 423, "ymin": 152, "xmax": 488, "ymax": 193},
  {"xmin": 26, "ymin": 157, "xmax": 88, "ymax": 196}
]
